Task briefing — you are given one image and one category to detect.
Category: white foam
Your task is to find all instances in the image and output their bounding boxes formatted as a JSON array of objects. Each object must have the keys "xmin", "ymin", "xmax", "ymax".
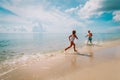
[
  {"xmin": 0, "ymin": 67, "xmax": 17, "ymax": 77},
  {"xmin": 84, "ymin": 40, "xmax": 88, "ymax": 44}
]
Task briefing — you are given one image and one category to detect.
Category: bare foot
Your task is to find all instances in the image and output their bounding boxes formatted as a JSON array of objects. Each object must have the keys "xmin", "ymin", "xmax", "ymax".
[{"xmin": 74, "ymin": 50, "xmax": 77, "ymax": 52}]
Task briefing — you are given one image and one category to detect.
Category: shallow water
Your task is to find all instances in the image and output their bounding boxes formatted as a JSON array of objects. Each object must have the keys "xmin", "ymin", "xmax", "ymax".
[{"xmin": 0, "ymin": 33, "xmax": 120, "ymax": 62}]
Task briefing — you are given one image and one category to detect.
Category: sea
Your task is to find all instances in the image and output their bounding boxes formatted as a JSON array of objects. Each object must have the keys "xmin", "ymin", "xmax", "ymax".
[{"xmin": 0, "ymin": 33, "xmax": 120, "ymax": 62}]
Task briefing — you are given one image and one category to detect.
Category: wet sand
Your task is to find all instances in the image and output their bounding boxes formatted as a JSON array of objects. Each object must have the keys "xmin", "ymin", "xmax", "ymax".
[{"xmin": 0, "ymin": 41, "xmax": 120, "ymax": 80}]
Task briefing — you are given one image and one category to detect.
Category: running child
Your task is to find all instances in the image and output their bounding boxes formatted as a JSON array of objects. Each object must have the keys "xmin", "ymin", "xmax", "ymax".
[
  {"xmin": 86, "ymin": 30, "xmax": 93, "ymax": 44},
  {"xmin": 65, "ymin": 30, "xmax": 78, "ymax": 52}
]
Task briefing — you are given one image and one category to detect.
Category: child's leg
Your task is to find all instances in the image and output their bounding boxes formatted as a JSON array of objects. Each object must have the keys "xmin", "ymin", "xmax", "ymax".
[
  {"xmin": 87, "ymin": 38, "xmax": 89, "ymax": 44},
  {"xmin": 90, "ymin": 40, "xmax": 92, "ymax": 44},
  {"xmin": 65, "ymin": 42, "xmax": 72, "ymax": 51},
  {"xmin": 89, "ymin": 38, "xmax": 92, "ymax": 44},
  {"xmin": 73, "ymin": 42, "xmax": 77, "ymax": 52}
]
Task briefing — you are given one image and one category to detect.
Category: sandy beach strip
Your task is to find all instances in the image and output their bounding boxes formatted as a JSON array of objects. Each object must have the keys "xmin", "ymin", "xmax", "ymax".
[{"xmin": 0, "ymin": 43, "xmax": 120, "ymax": 80}]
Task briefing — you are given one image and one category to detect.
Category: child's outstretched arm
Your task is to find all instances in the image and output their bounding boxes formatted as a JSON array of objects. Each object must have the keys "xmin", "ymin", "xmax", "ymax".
[
  {"xmin": 69, "ymin": 35, "xmax": 72, "ymax": 41},
  {"xmin": 85, "ymin": 34, "xmax": 88, "ymax": 37},
  {"xmin": 75, "ymin": 35, "xmax": 78, "ymax": 39}
]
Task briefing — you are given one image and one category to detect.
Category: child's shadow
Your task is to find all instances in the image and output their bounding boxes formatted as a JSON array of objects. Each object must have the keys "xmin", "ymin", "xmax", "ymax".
[
  {"xmin": 87, "ymin": 44, "xmax": 102, "ymax": 47},
  {"xmin": 76, "ymin": 52, "xmax": 93, "ymax": 57}
]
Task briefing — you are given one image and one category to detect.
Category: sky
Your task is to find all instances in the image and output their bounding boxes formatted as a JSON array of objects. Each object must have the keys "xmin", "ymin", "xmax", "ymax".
[{"xmin": 0, "ymin": 0, "xmax": 120, "ymax": 33}]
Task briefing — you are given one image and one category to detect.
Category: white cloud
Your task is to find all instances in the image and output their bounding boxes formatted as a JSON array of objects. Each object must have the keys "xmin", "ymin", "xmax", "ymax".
[
  {"xmin": 65, "ymin": 0, "xmax": 103, "ymax": 19},
  {"xmin": 0, "ymin": 0, "xmax": 86, "ymax": 33},
  {"xmin": 0, "ymin": 25, "xmax": 28, "ymax": 33},
  {"xmin": 65, "ymin": 6, "xmax": 80, "ymax": 13},
  {"xmin": 113, "ymin": 11, "xmax": 120, "ymax": 22},
  {"xmin": 65, "ymin": 0, "xmax": 120, "ymax": 20},
  {"xmin": 0, "ymin": 15, "xmax": 31, "ymax": 24},
  {"xmin": 78, "ymin": 0, "xmax": 103, "ymax": 19}
]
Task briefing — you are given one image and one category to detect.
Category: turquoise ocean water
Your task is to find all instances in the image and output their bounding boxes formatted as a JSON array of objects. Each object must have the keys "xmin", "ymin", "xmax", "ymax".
[{"xmin": 0, "ymin": 33, "xmax": 120, "ymax": 62}]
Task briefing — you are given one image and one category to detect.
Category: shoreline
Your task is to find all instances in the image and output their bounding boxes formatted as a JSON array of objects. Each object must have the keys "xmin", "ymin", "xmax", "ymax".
[{"xmin": 0, "ymin": 39, "xmax": 120, "ymax": 80}]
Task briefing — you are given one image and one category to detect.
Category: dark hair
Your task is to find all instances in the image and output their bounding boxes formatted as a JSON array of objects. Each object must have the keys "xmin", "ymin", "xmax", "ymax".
[
  {"xmin": 88, "ymin": 30, "xmax": 90, "ymax": 33},
  {"xmin": 72, "ymin": 30, "xmax": 76, "ymax": 34}
]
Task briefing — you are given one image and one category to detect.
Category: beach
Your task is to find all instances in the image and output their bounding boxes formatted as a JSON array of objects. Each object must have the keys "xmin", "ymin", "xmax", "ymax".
[
  {"xmin": 0, "ymin": 39, "xmax": 120, "ymax": 80},
  {"xmin": 0, "ymin": 0, "xmax": 120, "ymax": 79}
]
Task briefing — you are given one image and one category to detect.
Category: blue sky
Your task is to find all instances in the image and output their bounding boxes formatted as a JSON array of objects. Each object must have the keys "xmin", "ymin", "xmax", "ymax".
[{"xmin": 0, "ymin": 0, "xmax": 120, "ymax": 33}]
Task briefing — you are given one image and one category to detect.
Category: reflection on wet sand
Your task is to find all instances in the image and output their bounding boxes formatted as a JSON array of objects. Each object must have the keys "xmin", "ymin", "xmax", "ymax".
[
  {"xmin": 70, "ymin": 55, "xmax": 77, "ymax": 68},
  {"xmin": 64, "ymin": 46, "xmax": 94, "ymax": 71},
  {"xmin": 86, "ymin": 45, "xmax": 94, "ymax": 62},
  {"xmin": 76, "ymin": 45, "xmax": 94, "ymax": 62}
]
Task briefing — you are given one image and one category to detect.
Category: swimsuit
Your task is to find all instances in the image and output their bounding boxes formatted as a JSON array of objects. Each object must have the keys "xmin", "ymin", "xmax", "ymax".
[
  {"xmin": 88, "ymin": 37, "xmax": 92, "ymax": 40},
  {"xmin": 70, "ymin": 35, "xmax": 75, "ymax": 42},
  {"xmin": 88, "ymin": 37, "xmax": 92, "ymax": 43}
]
